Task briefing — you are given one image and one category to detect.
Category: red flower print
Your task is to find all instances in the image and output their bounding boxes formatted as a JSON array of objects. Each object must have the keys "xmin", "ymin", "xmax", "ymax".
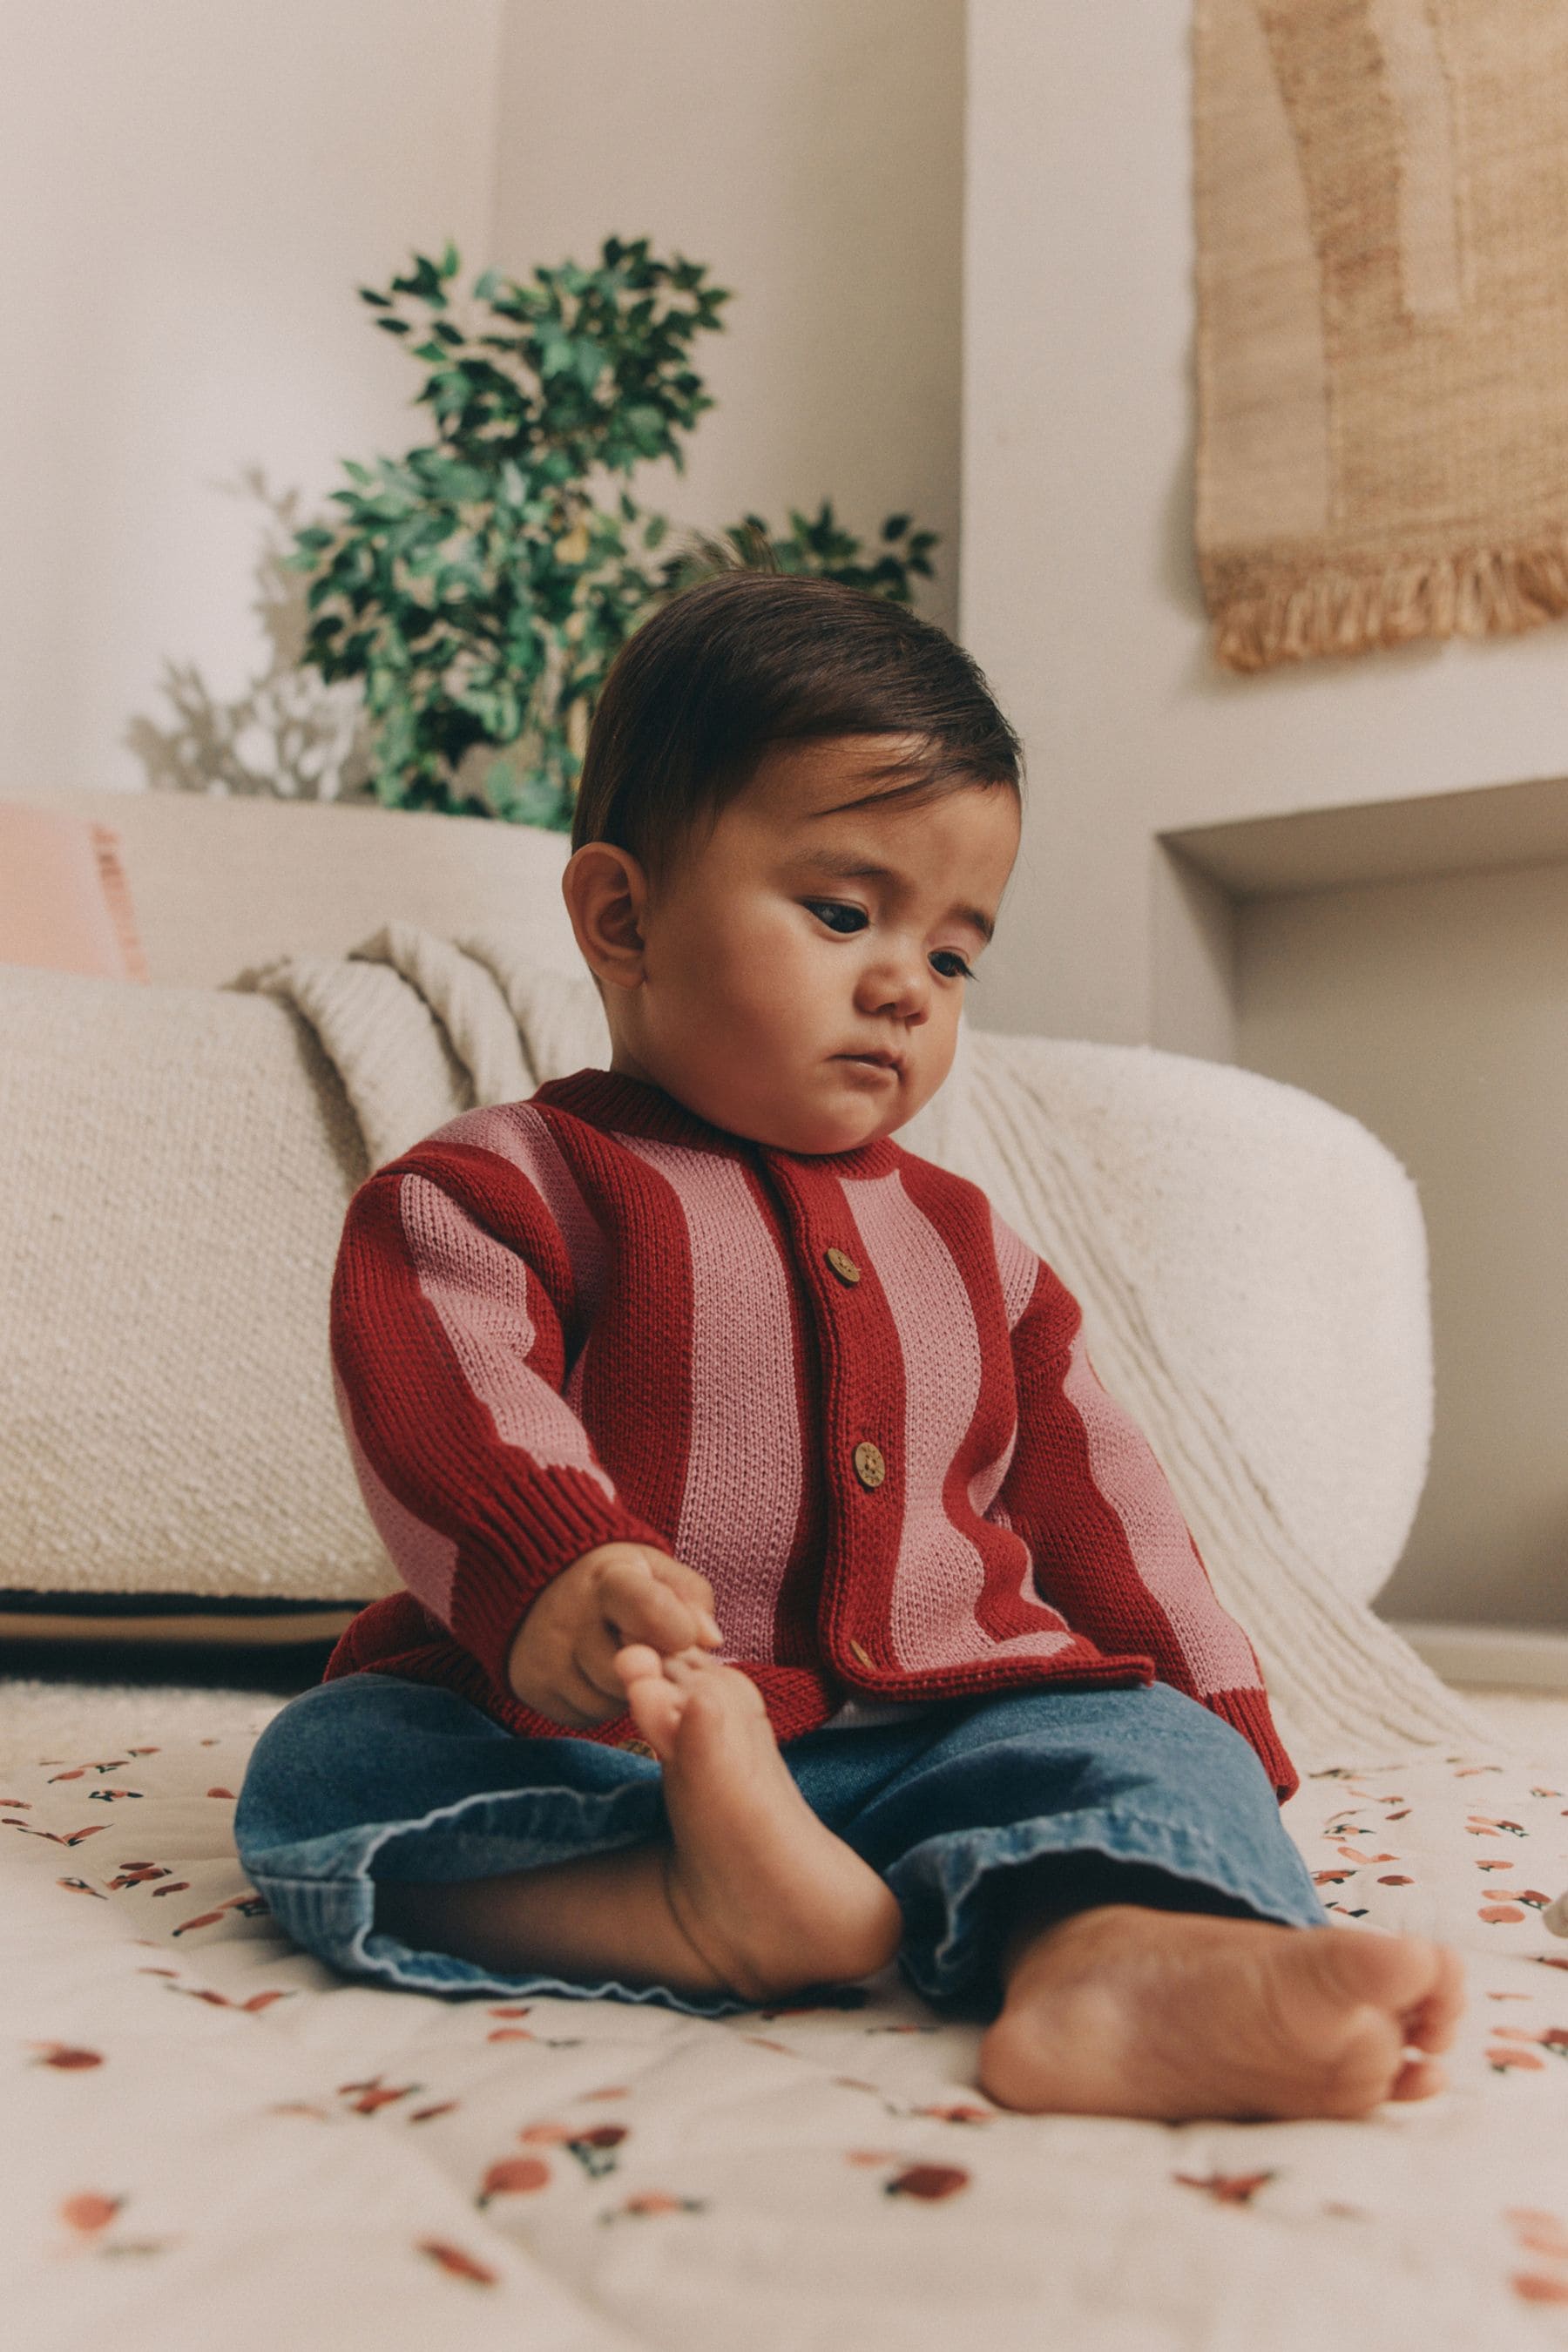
[
  {"xmin": 487, "ymin": 2026, "xmax": 533, "ymax": 2043},
  {"xmin": 1479, "ymin": 1904, "xmax": 1527, "ymax": 1924},
  {"xmin": 1487, "ymin": 2046, "xmax": 1546, "ymax": 2072},
  {"xmin": 409, "ymin": 2101, "xmax": 460, "ymax": 2124},
  {"xmin": 337, "ymin": 2076, "xmax": 421, "ymax": 2114},
  {"xmin": 566, "ymin": 2125, "xmax": 628, "ymax": 2180},
  {"xmin": 1376, "ymin": 1876, "xmax": 1413, "ymax": 1886},
  {"xmin": 1514, "ymin": 2274, "xmax": 1568, "ymax": 2304},
  {"xmin": 60, "ymin": 2193, "xmax": 121, "ymax": 2236},
  {"xmin": 1175, "ymin": 2171, "xmax": 1277, "ymax": 2206},
  {"xmin": 57, "ymin": 1877, "xmax": 107, "ymax": 1898},
  {"xmin": 417, "ymin": 2240, "xmax": 497, "ymax": 2286},
  {"xmin": 885, "ymin": 2165, "xmax": 970, "ymax": 2201},
  {"xmin": 913, "ymin": 2103, "xmax": 994, "ymax": 2126},
  {"xmin": 1509, "ymin": 2209, "xmax": 1568, "ymax": 2259},
  {"xmin": 8, "ymin": 1822, "xmax": 108, "ymax": 1847},
  {"xmin": 31, "ymin": 2044, "xmax": 103, "ymax": 2069},
  {"xmin": 206, "ymin": 1788, "xmax": 236, "ymax": 1801},
  {"xmin": 477, "ymin": 2155, "xmax": 551, "ymax": 2206},
  {"xmin": 487, "ymin": 2004, "xmax": 531, "ymax": 2017},
  {"xmin": 605, "ymin": 2191, "xmax": 708, "ymax": 2221}
]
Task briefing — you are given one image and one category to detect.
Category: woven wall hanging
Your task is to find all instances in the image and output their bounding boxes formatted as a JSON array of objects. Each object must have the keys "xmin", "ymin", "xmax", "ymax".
[{"xmin": 1195, "ymin": 0, "xmax": 1568, "ymax": 672}]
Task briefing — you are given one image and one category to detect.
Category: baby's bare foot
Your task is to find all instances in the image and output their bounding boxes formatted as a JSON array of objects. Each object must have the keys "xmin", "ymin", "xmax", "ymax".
[
  {"xmin": 978, "ymin": 1904, "xmax": 1465, "ymax": 2120},
  {"xmin": 615, "ymin": 1646, "xmax": 902, "ymax": 2003}
]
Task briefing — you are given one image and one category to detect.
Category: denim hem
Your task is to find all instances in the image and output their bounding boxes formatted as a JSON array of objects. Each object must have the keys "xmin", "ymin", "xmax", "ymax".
[
  {"xmin": 242, "ymin": 1774, "xmax": 753, "ymax": 2018},
  {"xmin": 886, "ymin": 1801, "xmax": 1327, "ymax": 2006}
]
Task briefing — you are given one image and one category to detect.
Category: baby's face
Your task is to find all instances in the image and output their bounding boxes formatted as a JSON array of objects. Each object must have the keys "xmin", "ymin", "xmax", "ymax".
[{"xmin": 591, "ymin": 737, "xmax": 1020, "ymax": 1154}]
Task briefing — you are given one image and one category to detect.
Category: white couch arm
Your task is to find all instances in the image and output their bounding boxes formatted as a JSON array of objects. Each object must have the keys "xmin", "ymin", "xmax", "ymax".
[{"xmin": 942, "ymin": 1032, "xmax": 1431, "ymax": 1611}]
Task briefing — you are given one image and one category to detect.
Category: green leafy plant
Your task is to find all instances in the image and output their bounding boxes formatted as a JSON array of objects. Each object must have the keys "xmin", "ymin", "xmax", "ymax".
[{"xmin": 287, "ymin": 240, "xmax": 938, "ymax": 828}]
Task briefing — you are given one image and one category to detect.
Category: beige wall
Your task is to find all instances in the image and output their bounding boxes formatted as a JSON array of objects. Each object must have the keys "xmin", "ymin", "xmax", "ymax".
[
  {"xmin": 490, "ymin": 0, "xmax": 964, "ymax": 633},
  {"xmin": 0, "ymin": 1, "xmax": 507, "ymax": 801},
  {"xmin": 0, "ymin": 1, "xmax": 964, "ymax": 809},
  {"xmin": 963, "ymin": 0, "xmax": 1568, "ymax": 1054},
  {"xmin": 1236, "ymin": 861, "xmax": 1568, "ymax": 1631}
]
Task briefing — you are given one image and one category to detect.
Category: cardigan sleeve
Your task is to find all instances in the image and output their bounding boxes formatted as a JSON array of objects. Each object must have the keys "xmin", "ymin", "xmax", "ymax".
[
  {"xmin": 329, "ymin": 1126, "xmax": 668, "ymax": 1700},
  {"xmin": 996, "ymin": 1231, "xmax": 1299, "ymax": 1802}
]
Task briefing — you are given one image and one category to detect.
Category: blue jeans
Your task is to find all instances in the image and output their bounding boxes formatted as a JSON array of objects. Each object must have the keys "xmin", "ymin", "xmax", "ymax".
[{"xmin": 234, "ymin": 1674, "xmax": 1324, "ymax": 2017}]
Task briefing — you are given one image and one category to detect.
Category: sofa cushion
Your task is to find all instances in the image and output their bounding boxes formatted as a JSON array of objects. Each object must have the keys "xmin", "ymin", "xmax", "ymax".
[{"xmin": 0, "ymin": 966, "xmax": 395, "ymax": 1632}]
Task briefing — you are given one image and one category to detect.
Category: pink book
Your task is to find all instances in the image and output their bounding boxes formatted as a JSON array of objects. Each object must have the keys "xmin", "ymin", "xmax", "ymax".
[{"xmin": 0, "ymin": 806, "xmax": 148, "ymax": 981}]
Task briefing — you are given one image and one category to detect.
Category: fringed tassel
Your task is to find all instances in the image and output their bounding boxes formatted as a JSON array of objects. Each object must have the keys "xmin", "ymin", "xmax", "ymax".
[{"xmin": 1210, "ymin": 541, "xmax": 1568, "ymax": 672}]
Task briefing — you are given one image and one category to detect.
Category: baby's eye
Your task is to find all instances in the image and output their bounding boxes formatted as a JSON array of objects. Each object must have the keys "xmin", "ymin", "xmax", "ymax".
[
  {"xmin": 929, "ymin": 950, "xmax": 976, "ymax": 981},
  {"xmin": 804, "ymin": 899, "xmax": 868, "ymax": 935}
]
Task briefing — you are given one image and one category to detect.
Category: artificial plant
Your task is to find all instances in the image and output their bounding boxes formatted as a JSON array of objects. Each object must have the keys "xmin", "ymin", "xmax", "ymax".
[{"xmin": 288, "ymin": 240, "xmax": 937, "ymax": 828}]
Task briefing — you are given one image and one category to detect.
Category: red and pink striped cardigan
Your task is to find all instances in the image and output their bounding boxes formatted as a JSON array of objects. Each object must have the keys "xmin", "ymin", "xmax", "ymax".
[{"xmin": 325, "ymin": 1068, "xmax": 1296, "ymax": 1800}]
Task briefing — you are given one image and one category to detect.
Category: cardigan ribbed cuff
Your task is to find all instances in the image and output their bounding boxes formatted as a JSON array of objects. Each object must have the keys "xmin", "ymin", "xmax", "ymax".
[
  {"xmin": 447, "ymin": 1472, "xmax": 672, "ymax": 1702},
  {"xmin": 1206, "ymin": 1686, "xmax": 1299, "ymax": 1804}
]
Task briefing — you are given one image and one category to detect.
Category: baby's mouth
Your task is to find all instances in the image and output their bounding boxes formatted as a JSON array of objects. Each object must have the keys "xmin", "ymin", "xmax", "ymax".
[{"xmin": 835, "ymin": 1050, "xmax": 903, "ymax": 1078}]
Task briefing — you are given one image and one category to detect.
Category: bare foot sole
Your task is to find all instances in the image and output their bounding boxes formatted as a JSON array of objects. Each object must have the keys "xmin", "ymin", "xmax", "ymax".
[
  {"xmin": 616, "ymin": 1645, "xmax": 902, "ymax": 2004},
  {"xmin": 978, "ymin": 1904, "xmax": 1466, "ymax": 2121}
]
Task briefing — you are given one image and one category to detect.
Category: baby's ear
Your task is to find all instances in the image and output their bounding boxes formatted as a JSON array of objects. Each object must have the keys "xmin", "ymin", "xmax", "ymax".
[{"xmin": 562, "ymin": 842, "xmax": 649, "ymax": 991}]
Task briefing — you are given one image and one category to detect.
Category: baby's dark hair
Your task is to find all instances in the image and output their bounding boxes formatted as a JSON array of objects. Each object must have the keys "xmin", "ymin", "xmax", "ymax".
[{"xmin": 571, "ymin": 570, "xmax": 1023, "ymax": 868}]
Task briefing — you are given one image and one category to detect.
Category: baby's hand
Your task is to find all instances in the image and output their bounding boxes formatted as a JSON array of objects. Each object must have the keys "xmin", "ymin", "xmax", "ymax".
[{"xmin": 505, "ymin": 1543, "xmax": 722, "ymax": 1727}]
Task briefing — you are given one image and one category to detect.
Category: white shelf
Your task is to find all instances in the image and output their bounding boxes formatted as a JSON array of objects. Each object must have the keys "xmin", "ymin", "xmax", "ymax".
[{"xmin": 1163, "ymin": 771, "xmax": 1568, "ymax": 899}]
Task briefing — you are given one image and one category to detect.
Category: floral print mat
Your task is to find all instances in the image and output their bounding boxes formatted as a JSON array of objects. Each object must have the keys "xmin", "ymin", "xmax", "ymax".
[{"xmin": 4, "ymin": 1720, "xmax": 1568, "ymax": 2352}]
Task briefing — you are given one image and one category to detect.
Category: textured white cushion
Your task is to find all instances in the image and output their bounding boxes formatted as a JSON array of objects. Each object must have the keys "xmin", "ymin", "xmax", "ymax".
[{"xmin": 0, "ymin": 965, "xmax": 395, "ymax": 1606}]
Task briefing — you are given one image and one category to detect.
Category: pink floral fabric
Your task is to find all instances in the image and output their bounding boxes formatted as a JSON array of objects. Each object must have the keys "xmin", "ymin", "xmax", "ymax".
[{"xmin": 4, "ymin": 1726, "xmax": 1568, "ymax": 2349}]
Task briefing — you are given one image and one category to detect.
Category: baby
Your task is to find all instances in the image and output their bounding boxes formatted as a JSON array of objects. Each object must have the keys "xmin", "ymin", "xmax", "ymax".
[{"xmin": 236, "ymin": 571, "xmax": 1463, "ymax": 2119}]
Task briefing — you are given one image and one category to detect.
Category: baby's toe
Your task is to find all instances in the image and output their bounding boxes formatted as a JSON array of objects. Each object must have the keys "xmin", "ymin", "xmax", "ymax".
[{"xmin": 614, "ymin": 1643, "xmax": 666, "ymax": 1693}]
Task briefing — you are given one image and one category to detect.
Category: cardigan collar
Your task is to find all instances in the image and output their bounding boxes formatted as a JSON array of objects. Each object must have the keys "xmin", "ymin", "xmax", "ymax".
[{"xmin": 532, "ymin": 1066, "xmax": 903, "ymax": 1178}]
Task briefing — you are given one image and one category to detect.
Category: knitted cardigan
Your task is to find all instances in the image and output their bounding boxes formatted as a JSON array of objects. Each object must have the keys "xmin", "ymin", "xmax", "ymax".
[{"xmin": 325, "ymin": 1068, "xmax": 1297, "ymax": 1800}]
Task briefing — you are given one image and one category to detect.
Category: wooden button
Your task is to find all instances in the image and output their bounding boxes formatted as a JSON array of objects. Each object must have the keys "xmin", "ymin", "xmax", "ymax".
[
  {"xmin": 852, "ymin": 1440, "xmax": 886, "ymax": 1490},
  {"xmin": 825, "ymin": 1247, "xmax": 862, "ymax": 1286}
]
